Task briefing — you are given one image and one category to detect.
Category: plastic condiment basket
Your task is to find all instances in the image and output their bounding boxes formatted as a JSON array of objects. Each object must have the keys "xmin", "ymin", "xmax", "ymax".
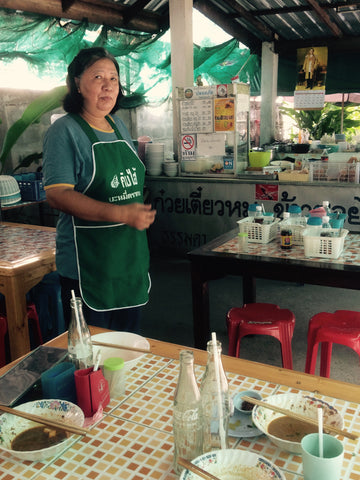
[
  {"xmin": 303, "ymin": 227, "xmax": 348, "ymax": 259},
  {"xmin": 237, "ymin": 217, "xmax": 280, "ymax": 244}
]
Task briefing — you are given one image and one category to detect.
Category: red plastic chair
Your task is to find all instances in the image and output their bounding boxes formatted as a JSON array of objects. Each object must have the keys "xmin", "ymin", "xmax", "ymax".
[
  {"xmin": 305, "ymin": 310, "xmax": 360, "ymax": 378},
  {"xmin": 226, "ymin": 303, "xmax": 295, "ymax": 369},
  {"xmin": 0, "ymin": 314, "xmax": 7, "ymax": 367}
]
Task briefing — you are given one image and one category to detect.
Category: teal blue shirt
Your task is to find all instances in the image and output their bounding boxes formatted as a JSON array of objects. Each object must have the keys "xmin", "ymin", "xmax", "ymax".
[{"xmin": 43, "ymin": 113, "xmax": 138, "ymax": 279}]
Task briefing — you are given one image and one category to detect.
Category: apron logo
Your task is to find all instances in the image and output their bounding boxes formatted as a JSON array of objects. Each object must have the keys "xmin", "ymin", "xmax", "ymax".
[{"xmin": 111, "ymin": 175, "xmax": 120, "ymax": 188}]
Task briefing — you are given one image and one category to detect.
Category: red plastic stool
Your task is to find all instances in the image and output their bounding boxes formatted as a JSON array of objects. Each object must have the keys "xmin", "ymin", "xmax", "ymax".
[
  {"xmin": 226, "ymin": 303, "xmax": 295, "ymax": 369},
  {"xmin": 305, "ymin": 310, "xmax": 360, "ymax": 378},
  {"xmin": 26, "ymin": 302, "xmax": 43, "ymax": 347},
  {"xmin": 0, "ymin": 314, "xmax": 7, "ymax": 367}
]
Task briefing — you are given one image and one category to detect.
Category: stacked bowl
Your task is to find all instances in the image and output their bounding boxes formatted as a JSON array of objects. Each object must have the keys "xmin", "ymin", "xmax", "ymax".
[
  {"xmin": 145, "ymin": 143, "xmax": 165, "ymax": 176},
  {"xmin": 163, "ymin": 161, "xmax": 178, "ymax": 177},
  {"xmin": 0, "ymin": 175, "xmax": 21, "ymax": 206}
]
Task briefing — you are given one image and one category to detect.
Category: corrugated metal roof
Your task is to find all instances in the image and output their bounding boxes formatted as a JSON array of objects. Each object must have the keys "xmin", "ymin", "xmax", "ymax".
[{"xmin": 1, "ymin": 0, "xmax": 360, "ymax": 54}]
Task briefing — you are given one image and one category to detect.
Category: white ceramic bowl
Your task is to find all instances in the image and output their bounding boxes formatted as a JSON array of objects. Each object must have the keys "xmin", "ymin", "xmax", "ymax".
[
  {"xmin": 179, "ymin": 448, "xmax": 286, "ymax": 480},
  {"xmin": 252, "ymin": 393, "xmax": 343, "ymax": 453},
  {"xmin": 0, "ymin": 399, "xmax": 84, "ymax": 461},
  {"xmin": 91, "ymin": 331, "xmax": 150, "ymax": 373}
]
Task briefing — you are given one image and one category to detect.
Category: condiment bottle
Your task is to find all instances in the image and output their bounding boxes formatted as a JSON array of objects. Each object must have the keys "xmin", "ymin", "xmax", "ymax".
[
  {"xmin": 173, "ymin": 350, "xmax": 203, "ymax": 474},
  {"xmin": 320, "ymin": 215, "xmax": 334, "ymax": 237},
  {"xmin": 68, "ymin": 297, "xmax": 94, "ymax": 370},
  {"xmin": 322, "ymin": 200, "xmax": 331, "ymax": 215},
  {"xmin": 280, "ymin": 212, "xmax": 293, "ymax": 250},
  {"xmin": 254, "ymin": 205, "xmax": 264, "ymax": 223},
  {"xmin": 200, "ymin": 339, "xmax": 230, "ymax": 452},
  {"xmin": 288, "ymin": 204, "xmax": 302, "ymax": 225}
]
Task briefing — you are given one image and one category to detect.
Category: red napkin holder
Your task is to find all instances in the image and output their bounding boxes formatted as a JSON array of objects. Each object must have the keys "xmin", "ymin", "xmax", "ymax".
[{"xmin": 74, "ymin": 367, "xmax": 110, "ymax": 417}]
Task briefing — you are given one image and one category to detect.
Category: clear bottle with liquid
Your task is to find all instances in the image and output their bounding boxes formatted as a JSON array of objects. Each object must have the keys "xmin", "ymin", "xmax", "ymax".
[
  {"xmin": 321, "ymin": 215, "xmax": 334, "ymax": 237},
  {"xmin": 173, "ymin": 350, "xmax": 203, "ymax": 475},
  {"xmin": 200, "ymin": 340, "xmax": 230, "ymax": 453},
  {"xmin": 322, "ymin": 201, "xmax": 331, "ymax": 215},
  {"xmin": 254, "ymin": 205, "xmax": 264, "ymax": 224},
  {"xmin": 68, "ymin": 297, "xmax": 94, "ymax": 370}
]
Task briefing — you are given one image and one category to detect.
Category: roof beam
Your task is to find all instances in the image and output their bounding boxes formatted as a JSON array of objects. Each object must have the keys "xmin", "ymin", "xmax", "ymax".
[
  {"xmin": 305, "ymin": 0, "xmax": 343, "ymax": 37},
  {"xmin": 219, "ymin": 0, "xmax": 275, "ymax": 41},
  {"xmin": 194, "ymin": 0, "xmax": 262, "ymax": 52},
  {"xmin": 0, "ymin": 0, "xmax": 164, "ymax": 33},
  {"xmin": 275, "ymin": 34, "xmax": 360, "ymax": 55}
]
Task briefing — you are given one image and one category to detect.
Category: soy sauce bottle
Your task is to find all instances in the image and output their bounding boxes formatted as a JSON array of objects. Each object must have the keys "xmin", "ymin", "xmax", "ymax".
[{"xmin": 280, "ymin": 212, "xmax": 293, "ymax": 250}]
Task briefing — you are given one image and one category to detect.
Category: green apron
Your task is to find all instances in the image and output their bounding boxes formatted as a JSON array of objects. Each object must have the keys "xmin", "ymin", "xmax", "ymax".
[{"xmin": 70, "ymin": 114, "xmax": 150, "ymax": 311}]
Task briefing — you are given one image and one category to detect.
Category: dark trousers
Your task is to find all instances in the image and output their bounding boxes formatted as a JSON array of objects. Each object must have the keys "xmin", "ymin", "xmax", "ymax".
[{"xmin": 59, "ymin": 276, "xmax": 141, "ymax": 332}]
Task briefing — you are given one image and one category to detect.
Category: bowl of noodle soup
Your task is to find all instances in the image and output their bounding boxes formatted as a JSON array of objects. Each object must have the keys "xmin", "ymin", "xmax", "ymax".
[{"xmin": 179, "ymin": 449, "xmax": 286, "ymax": 480}]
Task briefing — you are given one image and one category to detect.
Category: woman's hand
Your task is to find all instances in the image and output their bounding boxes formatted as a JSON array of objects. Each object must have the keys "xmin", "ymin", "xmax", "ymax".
[{"xmin": 46, "ymin": 186, "xmax": 156, "ymax": 230}]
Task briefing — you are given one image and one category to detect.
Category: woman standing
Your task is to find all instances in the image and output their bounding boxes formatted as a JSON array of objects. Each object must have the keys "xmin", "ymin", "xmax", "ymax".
[{"xmin": 43, "ymin": 47, "xmax": 156, "ymax": 332}]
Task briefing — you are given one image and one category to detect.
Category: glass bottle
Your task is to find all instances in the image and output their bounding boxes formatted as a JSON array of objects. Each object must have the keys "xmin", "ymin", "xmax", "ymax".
[
  {"xmin": 173, "ymin": 350, "xmax": 203, "ymax": 475},
  {"xmin": 322, "ymin": 200, "xmax": 331, "ymax": 215},
  {"xmin": 254, "ymin": 205, "xmax": 263, "ymax": 224},
  {"xmin": 320, "ymin": 215, "xmax": 334, "ymax": 237},
  {"xmin": 280, "ymin": 212, "xmax": 293, "ymax": 250},
  {"xmin": 200, "ymin": 340, "xmax": 230, "ymax": 453},
  {"xmin": 237, "ymin": 232, "xmax": 248, "ymax": 253},
  {"xmin": 68, "ymin": 297, "xmax": 94, "ymax": 369}
]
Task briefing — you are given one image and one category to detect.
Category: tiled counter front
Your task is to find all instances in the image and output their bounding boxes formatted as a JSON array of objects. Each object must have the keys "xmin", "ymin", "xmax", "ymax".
[{"xmin": 0, "ymin": 353, "xmax": 359, "ymax": 480}]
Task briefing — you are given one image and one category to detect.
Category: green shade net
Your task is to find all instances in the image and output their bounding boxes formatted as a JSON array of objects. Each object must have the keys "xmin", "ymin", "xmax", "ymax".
[{"xmin": 0, "ymin": 8, "xmax": 261, "ymax": 107}]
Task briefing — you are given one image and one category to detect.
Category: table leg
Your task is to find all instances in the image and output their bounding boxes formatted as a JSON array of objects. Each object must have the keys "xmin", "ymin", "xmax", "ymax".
[
  {"xmin": 191, "ymin": 265, "xmax": 210, "ymax": 350},
  {"xmin": 3, "ymin": 276, "xmax": 30, "ymax": 360},
  {"xmin": 243, "ymin": 274, "xmax": 256, "ymax": 303}
]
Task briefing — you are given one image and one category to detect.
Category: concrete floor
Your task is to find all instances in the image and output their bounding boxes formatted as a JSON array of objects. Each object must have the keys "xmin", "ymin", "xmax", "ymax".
[{"xmin": 140, "ymin": 255, "xmax": 360, "ymax": 385}]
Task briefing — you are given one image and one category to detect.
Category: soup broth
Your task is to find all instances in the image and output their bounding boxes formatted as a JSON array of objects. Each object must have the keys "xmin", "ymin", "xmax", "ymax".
[
  {"xmin": 11, "ymin": 426, "xmax": 68, "ymax": 451},
  {"xmin": 268, "ymin": 416, "xmax": 317, "ymax": 442}
]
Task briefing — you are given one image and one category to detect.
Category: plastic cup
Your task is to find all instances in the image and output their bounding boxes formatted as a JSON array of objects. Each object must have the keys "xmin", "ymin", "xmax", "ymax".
[
  {"xmin": 301, "ymin": 433, "xmax": 344, "ymax": 480},
  {"xmin": 103, "ymin": 357, "xmax": 125, "ymax": 398}
]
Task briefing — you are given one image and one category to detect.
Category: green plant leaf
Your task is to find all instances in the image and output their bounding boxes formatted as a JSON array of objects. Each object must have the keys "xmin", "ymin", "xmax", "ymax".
[{"xmin": 0, "ymin": 85, "xmax": 67, "ymax": 173}]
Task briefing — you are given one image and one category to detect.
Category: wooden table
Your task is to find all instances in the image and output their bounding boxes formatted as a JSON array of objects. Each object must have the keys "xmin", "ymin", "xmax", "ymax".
[
  {"xmin": 0, "ymin": 222, "xmax": 56, "ymax": 360},
  {"xmin": 1, "ymin": 327, "xmax": 360, "ymax": 480},
  {"xmin": 188, "ymin": 228, "xmax": 360, "ymax": 349}
]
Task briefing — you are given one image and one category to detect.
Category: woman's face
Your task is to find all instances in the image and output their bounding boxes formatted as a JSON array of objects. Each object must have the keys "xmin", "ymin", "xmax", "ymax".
[{"xmin": 77, "ymin": 58, "xmax": 119, "ymax": 117}]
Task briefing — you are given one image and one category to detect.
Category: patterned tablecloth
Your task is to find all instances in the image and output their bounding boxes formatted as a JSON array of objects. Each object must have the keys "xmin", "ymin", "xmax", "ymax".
[
  {"xmin": 0, "ymin": 224, "xmax": 56, "ymax": 263},
  {"xmin": 212, "ymin": 232, "xmax": 360, "ymax": 266},
  {"xmin": 1, "ymin": 352, "xmax": 359, "ymax": 480}
]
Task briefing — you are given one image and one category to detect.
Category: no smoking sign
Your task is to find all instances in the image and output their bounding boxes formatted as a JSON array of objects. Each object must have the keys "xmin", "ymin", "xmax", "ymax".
[{"xmin": 181, "ymin": 134, "xmax": 196, "ymax": 158}]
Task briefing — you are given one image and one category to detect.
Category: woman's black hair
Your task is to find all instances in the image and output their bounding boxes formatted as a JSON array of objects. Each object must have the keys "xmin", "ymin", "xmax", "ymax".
[{"xmin": 63, "ymin": 47, "xmax": 124, "ymax": 114}]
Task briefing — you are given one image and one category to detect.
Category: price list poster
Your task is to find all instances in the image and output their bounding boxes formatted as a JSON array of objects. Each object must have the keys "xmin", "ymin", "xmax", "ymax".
[{"xmin": 294, "ymin": 46, "xmax": 328, "ymax": 110}]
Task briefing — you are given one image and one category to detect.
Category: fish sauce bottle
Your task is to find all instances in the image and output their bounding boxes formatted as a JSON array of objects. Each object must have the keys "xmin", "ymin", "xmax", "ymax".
[
  {"xmin": 280, "ymin": 211, "xmax": 293, "ymax": 250},
  {"xmin": 200, "ymin": 340, "xmax": 230, "ymax": 452},
  {"xmin": 173, "ymin": 350, "xmax": 203, "ymax": 474},
  {"xmin": 68, "ymin": 297, "xmax": 94, "ymax": 370}
]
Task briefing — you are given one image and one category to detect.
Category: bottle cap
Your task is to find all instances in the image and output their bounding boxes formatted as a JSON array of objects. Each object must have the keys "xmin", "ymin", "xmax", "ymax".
[
  {"xmin": 238, "ymin": 232, "xmax": 248, "ymax": 237},
  {"xmin": 103, "ymin": 357, "xmax": 125, "ymax": 371},
  {"xmin": 307, "ymin": 216, "xmax": 322, "ymax": 226},
  {"xmin": 289, "ymin": 204, "xmax": 301, "ymax": 214},
  {"xmin": 256, "ymin": 205, "xmax": 262, "ymax": 211},
  {"xmin": 283, "ymin": 212, "xmax": 290, "ymax": 219},
  {"xmin": 322, "ymin": 216, "xmax": 330, "ymax": 223}
]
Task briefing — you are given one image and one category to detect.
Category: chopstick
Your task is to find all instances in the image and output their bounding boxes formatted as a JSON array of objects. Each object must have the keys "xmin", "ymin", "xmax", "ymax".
[
  {"xmin": 0, "ymin": 405, "xmax": 90, "ymax": 437},
  {"xmin": 177, "ymin": 457, "xmax": 221, "ymax": 480},
  {"xmin": 91, "ymin": 340, "xmax": 150, "ymax": 354},
  {"xmin": 242, "ymin": 395, "xmax": 358, "ymax": 441}
]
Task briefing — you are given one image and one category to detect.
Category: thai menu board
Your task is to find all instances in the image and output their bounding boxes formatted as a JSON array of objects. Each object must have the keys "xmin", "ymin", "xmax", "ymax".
[{"xmin": 179, "ymin": 98, "xmax": 213, "ymax": 133}]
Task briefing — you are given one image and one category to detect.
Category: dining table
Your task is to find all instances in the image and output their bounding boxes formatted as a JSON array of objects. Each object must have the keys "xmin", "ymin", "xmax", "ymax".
[
  {"xmin": 0, "ymin": 222, "xmax": 56, "ymax": 360},
  {"xmin": 188, "ymin": 227, "xmax": 360, "ymax": 349},
  {"xmin": 0, "ymin": 326, "xmax": 360, "ymax": 480}
]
